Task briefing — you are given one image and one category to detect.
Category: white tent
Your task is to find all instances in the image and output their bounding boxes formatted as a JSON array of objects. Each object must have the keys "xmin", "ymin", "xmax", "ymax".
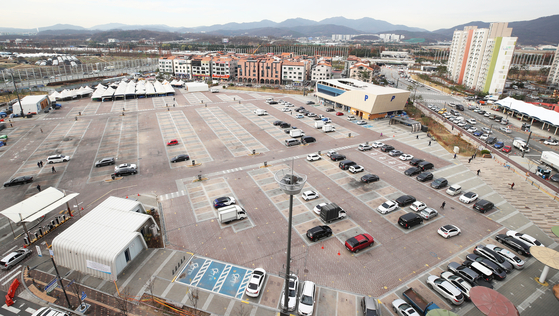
[
  {"xmin": 153, "ymin": 81, "xmax": 166, "ymax": 96},
  {"xmin": 91, "ymin": 86, "xmax": 107, "ymax": 101},
  {"xmin": 145, "ymin": 82, "xmax": 156, "ymax": 97},
  {"xmin": 163, "ymin": 82, "xmax": 175, "ymax": 95},
  {"xmin": 496, "ymin": 97, "xmax": 559, "ymax": 127},
  {"xmin": 185, "ymin": 82, "xmax": 209, "ymax": 92},
  {"xmin": 48, "ymin": 91, "xmax": 60, "ymax": 103},
  {"xmin": 114, "ymin": 81, "xmax": 127, "ymax": 100},
  {"xmin": 102, "ymin": 87, "xmax": 115, "ymax": 101},
  {"xmin": 125, "ymin": 81, "xmax": 136, "ymax": 99}
]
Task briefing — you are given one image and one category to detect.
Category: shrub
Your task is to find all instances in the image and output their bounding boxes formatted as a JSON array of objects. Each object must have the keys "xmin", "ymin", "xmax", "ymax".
[{"xmin": 480, "ymin": 149, "xmax": 490, "ymax": 155}]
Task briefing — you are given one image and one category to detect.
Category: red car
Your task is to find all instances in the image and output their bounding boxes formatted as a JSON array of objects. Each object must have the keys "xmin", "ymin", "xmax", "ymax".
[
  {"xmin": 345, "ymin": 233, "xmax": 374, "ymax": 253},
  {"xmin": 502, "ymin": 145, "xmax": 512, "ymax": 153},
  {"xmin": 335, "ymin": 112, "xmax": 344, "ymax": 116},
  {"xmin": 167, "ymin": 139, "xmax": 179, "ymax": 146}
]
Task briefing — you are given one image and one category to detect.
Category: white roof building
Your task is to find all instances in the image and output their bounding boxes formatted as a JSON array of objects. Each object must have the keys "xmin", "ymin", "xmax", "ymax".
[{"xmin": 52, "ymin": 196, "xmax": 159, "ymax": 281}]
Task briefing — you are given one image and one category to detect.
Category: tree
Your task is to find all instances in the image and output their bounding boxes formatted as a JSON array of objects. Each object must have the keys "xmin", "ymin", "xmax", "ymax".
[
  {"xmin": 113, "ymin": 287, "xmax": 131, "ymax": 316},
  {"xmin": 359, "ymin": 70, "xmax": 371, "ymax": 82},
  {"xmin": 436, "ymin": 65, "xmax": 447, "ymax": 78},
  {"xmin": 508, "ymin": 65, "xmax": 519, "ymax": 79},
  {"xmin": 407, "ymin": 82, "xmax": 420, "ymax": 102}
]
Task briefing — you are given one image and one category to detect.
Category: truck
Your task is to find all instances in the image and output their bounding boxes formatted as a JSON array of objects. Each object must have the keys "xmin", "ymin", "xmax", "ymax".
[
  {"xmin": 513, "ymin": 139, "xmax": 530, "ymax": 152},
  {"xmin": 402, "ymin": 288, "xmax": 440, "ymax": 315},
  {"xmin": 254, "ymin": 109, "xmax": 268, "ymax": 116},
  {"xmin": 320, "ymin": 203, "xmax": 347, "ymax": 223},
  {"xmin": 541, "ymin": 151, "xmax": 559, "ymax": 169},
  {"xmin": 104, "ymin": 66, "xmax": 115, "ymax": 71},
  {"xmin": 314, "ymin": 121, "xmax": 324, "ymax": 129},
  {"xmin": 218, "ymin": 205, "xmax": 247, "ymax": 224},
  {"xmin": 210, "ymin": 88, "xmax": 219, "ymax": 93},
  {"xmin": 289, "ymin": 129, "xmax": 305, "ymax": 138},
  {"xmin": 322, "ymin": 125, "xmax": 336, "ymax": 133}
]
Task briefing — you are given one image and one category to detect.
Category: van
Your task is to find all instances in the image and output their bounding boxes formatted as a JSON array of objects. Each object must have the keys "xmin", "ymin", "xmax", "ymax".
[
  {"xmin": 418, "ymin": 161, "xmax": 434, "ymax": 171},
  {"xmin": 265, "ymin": 98, "xmax": 273, "ymax": 103},
  {"xmin": 446, "ymin": 184, "xmax": 462, "ymax": 196},
  {"xmin": 211, "ymin": 88, "xmax": 219, "ymax": 93},
  {"xmin": 338, "ymin": 160, "xmax": 357, "ymax": 170},
  {"xmin": 285, "ymin": 139, "xmax": 301, "ymax": 147},
  {"xmin": 473, "ymin": 200, "xmax": 494, "ymax": 213},
  {"xmin": 398, "ymin": 213, "xmax": 423, "ymax": 229}
]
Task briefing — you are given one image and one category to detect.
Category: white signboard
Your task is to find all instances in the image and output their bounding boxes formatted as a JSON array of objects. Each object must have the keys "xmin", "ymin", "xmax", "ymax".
[
  {"xmin": 86, "ymin": 260, "xmax": 112, "ymax": 274},
  {"xmin": 36, "ymin": 246, "xmax": 42, "ymax": 257}
]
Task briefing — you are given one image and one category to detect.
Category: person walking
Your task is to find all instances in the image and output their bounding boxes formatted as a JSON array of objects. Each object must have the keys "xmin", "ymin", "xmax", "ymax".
[
  {"xmin": 416, "ymin": 135, "xmax": 419, "ymax": 139},
  {"xmin": 36, "ymin": 184, "xmax": 41, "ymax": 192},
  {"xmin": 429, "ymin": 140, "xmax": 431, "ymax": 146},
  {"xmin": 441, "ymin": 201, "xmax": 446, "ymax": 209},
  {"xmin": 40, "ymin": 128, "xmax": 43, "ymax": 133},
  {"xmin": 477, "ymin": 169, "xmax": 481, "ymax": 176},
  {"xmin": 454, "ymin": 153, "xmax": 457, "ymax": 159},
  {"xmin": 40, "ymin": 161, "xmax": 43, "ymax": 167},
  {"xmin": 380, "ymin": 132, "xmax": 383, "ymax": 137},
  {"xmin": 37, "ymin": 161, "xmax": 41, "ymax": 168},
  {"xmin": 52, "ymin": 166, "xmax": 56, "ymax": 173},
  {"xmin": 468, "ymin": 158, "xmax": 472, "ymax": 163},
  {"xmin": 510, "ymin": 182, "xmax": 515, "ymax": 190}
]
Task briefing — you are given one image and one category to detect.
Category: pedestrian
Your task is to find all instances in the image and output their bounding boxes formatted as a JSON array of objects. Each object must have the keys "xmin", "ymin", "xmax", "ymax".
[
  {"xmin": 40, "ymin": 128, "xmax": 43, "ymax": 133},
  {"xmin": 36, "ymin": 184, "xmax": 41, "ymax": 192},
  {"xmin": 52, "ymin": 166, "xmax": 56, "ymax": 173},
  {"xmin": 441, "ymin": 201, "xmax": 446, "ymax": 209},
  {"xmin": 416, "ymin": 135, "xmax": 419, "ymax": 139},
  {"xmin": 429, "ymin": 140, "xmax": 431, "ymax": 146},
  {"xmin": 37, "ymin": 161, "xmax": 41, "ymax": 168},
  {"xmin": 454, "ymin": 153, "xmax": 457, "ymax": 159},
  {"xmin": 474, "ymin": 153, "xmax": 477, "ymax": 159},
  {"xmin": 40, "ymin": 161, "xmax": 43, "ymax": 167},
  {"xmin": 468, "ymin": 158, "xmax": 472, "ymax": 163},
  {"xmin": 10, "ymin": 123, "xmax": 12, "ymax": 127},
  {"xmin": 510, "ymin": 183, "xmax": 515, "ymax": 190},
  {"xmin": 380, "ymin": 132, "xmax": 383, "ymax": 137},
  {"xmin": 477, "ymin": 169, "xmax": 481, "ymax": 176}
]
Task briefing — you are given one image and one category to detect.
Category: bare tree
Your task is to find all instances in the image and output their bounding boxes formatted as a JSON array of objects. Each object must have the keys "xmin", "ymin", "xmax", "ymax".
[
  {"xmin": 113, "ymin": 287, "xmax": 131, "ymax": 316},
  {"xmin": 234, "ymin": 303, "xmax": 251, "ymax": 316},
  {"xmin": 187, "ymin": 288, "xmax": 200, "ymax": 316}
]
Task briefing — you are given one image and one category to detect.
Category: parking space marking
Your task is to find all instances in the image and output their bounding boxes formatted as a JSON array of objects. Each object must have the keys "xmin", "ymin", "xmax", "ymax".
[
  {"xmin": 81, "ymin": 101, "xmax": 101, "ymax": 115},
  {"xmin": 88, "ymin": 115, "xmax": 139, "ymax": 183},
  {"xmin": 112, "ymin": 99, "xmax": 139, "ymax": 112},
  {"xmin": 215, "ymin": 94, "xmax": 243, "ymax": 102},
  {"xmin": 196, "ymin": 107, "xmax": 269, "ymax": 157},
  {"xmin": 152, "ymin": 96, "xmax": 177, "ymax": 108},
  {"xmin": 0, "ymin": 125, "xmax": 36, "ymax": 158},
  {"xmin": 157, "ymin": 111, "xmax": 213, "ymax": 166}
]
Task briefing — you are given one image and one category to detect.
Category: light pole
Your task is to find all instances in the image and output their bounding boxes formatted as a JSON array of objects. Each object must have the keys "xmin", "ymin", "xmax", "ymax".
[
  {"xmin": 7, "ymin": 70, "xmax": 24, "ymax": 117},
  {"xmin": 274, "ymin": 167, "xmax": 307, "ymax": 316}
]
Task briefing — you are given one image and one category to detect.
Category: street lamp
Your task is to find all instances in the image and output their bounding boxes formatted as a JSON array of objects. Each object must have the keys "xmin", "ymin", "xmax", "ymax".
[
  {"xmin": 274, "ymin": 167, "xmax": 307, "ymax": 316},
  {"xmin": 6, "ymin": 69, "xmax": 24, "ymax": 117}
]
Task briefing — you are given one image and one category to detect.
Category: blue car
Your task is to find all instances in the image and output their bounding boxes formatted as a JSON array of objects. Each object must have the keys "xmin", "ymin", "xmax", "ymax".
[
  {"xmin": 213, "ymin": 196, "xmax": 236, "ymax": 208},
  {"xmin": 473, "ymin": 131, "xmax": 483, "ymax": 137},
  {"xmin": 494, "ymin": 141, "xmax": 504, "ymax": 149},
  {"xmin": 0, "ymin": 112, "xmax": 6, "ymax": 118}
]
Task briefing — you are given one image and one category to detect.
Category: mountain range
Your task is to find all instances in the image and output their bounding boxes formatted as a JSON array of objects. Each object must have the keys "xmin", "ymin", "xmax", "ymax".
[{"xmin": 1, "ymin": 15, "xmax": 558, "ymax": 45}]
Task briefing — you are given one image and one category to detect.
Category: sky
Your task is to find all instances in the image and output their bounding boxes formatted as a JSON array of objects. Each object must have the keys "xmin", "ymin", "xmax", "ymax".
[{"xmin": 3, "ymin": 0, "xmax": 559, "ymax": 31}]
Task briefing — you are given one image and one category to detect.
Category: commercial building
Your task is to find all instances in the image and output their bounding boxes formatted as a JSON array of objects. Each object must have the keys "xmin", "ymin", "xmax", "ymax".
[
  {"xmin": 159, "ymin": 56, "xmax": 176, "ymax": 74},
  {"xmin": 547, "ymin": 45, "xmax": 559, "ymax": 86},
  {"xmin": 311, "ymin": 62, "xmax": 332, "ymax": 82},
  {"xmin": 349, "ymin": 62, "xmax": 377, "ymax": 83},
  {"xmin": 173, "ymin": 57, "xmax": 192, "ymax": 79},
  {"xmin": 258, "ymin": 58, "xmax": 282, "ymax": 84},
  {"xmin": 315, "ymin": 78, "xmax": 410, "ymax": 119},
  {"xmin": 237, "ymin": 57, "xmax": 260, "ymax": 83},
  {"xmin": 447, "ymin": 22, "xmax": 517, "ymax": 95},
  {"xmin": 211, "ymin": 57, "xmax": 238, "ymax": 81},
  {"xmin": 282, "ymin": 60, "xmax": 308, "ymax": 84},
  {"xmin": 52, "ymin": 196, "xmax": 159, "ymax": 281}
]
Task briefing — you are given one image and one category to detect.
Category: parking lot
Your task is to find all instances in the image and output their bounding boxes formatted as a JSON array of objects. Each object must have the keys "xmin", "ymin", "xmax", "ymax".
[{"xmin": 1, "ymin": 88, "xmax": 558, "ymax": 315}]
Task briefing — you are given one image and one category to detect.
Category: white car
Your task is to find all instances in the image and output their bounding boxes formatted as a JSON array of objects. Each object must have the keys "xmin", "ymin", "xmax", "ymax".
[
  {"xmin": 426, "ymin": 275, "xmax": 464, "ymax": 305},
  {"xmin": 467, "ymin": 119, "xmax": 477, "ymax": 124},
  {"xmin": 392, "ymin": 299, "xmax": 420, "ymax": 316},
  {"xmin": 114, "ymin": 163, "xmax": 137, "ymax": 171},
  {"xmin": 280, "ymin": 274, "xmax": 299, "ymax": 312},
  {"xmin": 485, "ymin": 244, "xmax": 525, "ymax": 269},
  {"xmin": 467, "ymin": 127, "xmax": 477, "ymax": 133},
  {"xmin": 500, "ymin": 126, "xmax": 512, "ymax": 133},
  {"xmin": 446, "ymin": 184, "xmax": 462, "ymax": 196},
  {"xmin": 297, "ymin": 281, "xmax": 316, "ymax": 316},
  {"xmin": 355, "ymin": 120, "xmax": 367, "ymax": 125},
  {"xmin": 313, "ymin": 203, "xmax": 328, "ymax": 215},
  {"xmin": 349, "ymin": 165, "xmax": 364, "ymax": 174},
  {"xmin": 326, "ymin": 150, "xmax": 338, "ymax": 157},
  {"xmin": 480, "ymin": 134, "xmax": 489, "ymax": 140},
  {"xmin": 285, "ymin": 103, "xmax": 294, "ymax": 107},
  {"xmin": 481, "ymin": 127, "xmax": 493, "ymax": 134},
  {"xmin": 377, "ymin": 200, "xmax": 398, "ymax": 214},
  {"xmin": 372, "ymin": 142, "xmax": 384, "ymax": 148},
  {"xmin": 437, "ymin": 224, "xmax": 461, "ymax": 238},
  {"xmin": 544, "ymin": 139, "xmax": 559, "ymax": 146},
  {"xmin": 419, "ymin": 207, "xmax": 438, "ymax": 219},
  {"xmin": 245, "ymin": 268, "xmax": 266, "ymax": 297},
  {"xmin": 399, "ymin": 154, "xmax": 413, "ymax": 161},
  {"xmin": 282, "ymin": 107, "xmax": 291, "ymax": 112},
  {"xmin": 47, "ymin": 154, "xmax": 71, "ymax": 164},
  {"xmin": 440, "ymin": 271, "xmax": 472, "ymax": 301},
  {"xmin": 459, "ymin": 191, "xmax": 478, "ymax": 204},
  {"xmin": 410, "ymin": 201, "xmax": 426, "ymax": 212},
  {"xmin": 506, "ymin": 230, "xmax": 544, "ymax": 247},
  {"xmin": 306, "ymin": 153, "xmax": 321, "ymax": 161},
  {"xmin": 302, "ymin": 190, "xmax": 319, "ymax": 201},
  {"xmin": 358, "ymin": 143, "xmax": 373, "ymax": 151},
  {"xmin": 458, "ymin": 121, "xmax": 467, "ymax": 127},
  {"xmin": 295, "ymin": 114, "xmax": 304, "ymax": 119}
]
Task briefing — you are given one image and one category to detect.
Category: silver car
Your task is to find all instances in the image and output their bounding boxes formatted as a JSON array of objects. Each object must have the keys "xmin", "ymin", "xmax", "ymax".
[
  {"xmin": 474, "ymin": 244, "xmax": 513, "ymax": 272},
  {"xmin": 485, "ymin": 244, "xmax": 525, "ymax": 269},
  {"xmin": 440, "ymin": 271, "xmax": 472, "ymax": 301},
  {"xmin": 426, "ymin": 275, "xmax": 464, "ymax": 305},
  {"xmin": 0, "ymin": 248, "xmax": 31, "ymax": 270}
]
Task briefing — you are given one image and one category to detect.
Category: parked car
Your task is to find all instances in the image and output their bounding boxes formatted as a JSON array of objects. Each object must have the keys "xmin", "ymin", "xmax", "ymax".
[
  {"xmin": 245, "ymin": 268, "xmax": 266, "ymax": 297},
  {"xmin": 345, "ymin": 233, "xmax": 374, "ymax": 253},
  {"xmin": 171, "ymin": 154, "xmax": 190, "ymax": 163},
  {"xmin": 335, "ymin": 112, "xmax": 344, "ymax": 116},
  {"xmin": 440, "ymin": 271, "xmax": 472, "ymax": 301},
  {"xmin": 301, "ymin": 190, "xmax": 319, "ymax": 201},
  {"xmin": 330, "ymin": 154, "xmax": 346, "ymax": 161},
  {"xmin": 473, "ymin": 200, "xmax": 494, "ymax": 213},
  {"xmin": 416, "ymin": 172, "xmax": 433, "ymax": 182},
  {"xmin": 47, "ymin": 154, "xmax": 70, "ymax": 164},
  {"xmin": 438, "ymin": 224, "xmax": 461, "ymax": 238},
  {"xmin": 447, "ymin": 262, "xmax": 493, "ymax": 289},
  {"xmin": 392, "ymin": 299, "xmax": 420, "ymax": 316},
  {"xmin": 167, "ymin": 139, "xmax": 179, "ymax": 146},
  {"xmin": 361, "ymin": 174, "xmax": 379, "ymax": 183},
  {"xmin": 419, "ymin": 207, "xmax": 438, "ymax": 219},
  {"xmin": 213, "ymin": 196, "xmax": 236, "ymax": 208},
  {"xmin": 506, "ymin": 230, "xmax": 544, "ymax": 247},
  {"xmin": 306, "ymin": 225, "xmax": 332, "ymax": 241},
  {"xmin": 395, "ymin": 195, "xmax": 416, "ymax": 207},
  {"xmin": 404, "ymin": 167, "xmax": 422, "ymax": 176},
  {"xmin": 485, "ymin": 244, "xmax": 525, "ymax": 269},
  {"xmin": 372, "ymin": 142, "xmax": 384, "ymax": 148},
  {"xmin": 400, "ymin": 154, "xmax": 413, "ymax": 161},
  {"xmin": 446, "ymin": 184, "xmax": 462, "ymax": 196},
  {"xmin": 114, "ymin": 163, "xmax": 137, "ymax": 172},
  {"xmin": 459, "ymin": 192, "xmax": 479, "ymax": 204},
  {"xmin": 377, "ymin": 200, "xmax": 398, "ymax": 214},
  {"xmin": 473, "ymin": 245, "xmax": 513, "ymax": 272},
  {"xmin": 410, "ymin": 201, "xmax": 426, "ymax": 212},
  {"xmin": 306, "ymin": 153, "xmax": 321, "ymax": 161},
  {"xmin": 358, "ymin": 143, "xmax": 373, "ymax": 151},
  {"xmin": 361, "ymin": 296, "xmax": 382, "ymax": 316},
  {"xmin": 494, "ymin": 141, "xmax": 504, "ymax": 149},
  {"xmin": 426, "ymin": 275, "xmax": 464, "ymax": 305},
  {"xmin": 431, "ymin": 178, "xmax": 448, "ymax": 189},
  {"xmin": 114, "ymin": 167, "xmax": 137, "ymax": 177},
  {"xmin": 349, "ymin": 165, "xmax": 364, "ymax": 174},
  {"xmin": 95, "ymin": 157, "xmax": 115, "ymax": 167},
  {"xmin": 495, "ymin": 234, "xmax": 532, "ymax": 256},
  {"xmin": 380, "ymin": 145, "xmax": 395, "ymax": 152},
  {"xmin": 389, "ymin": 150, "xmax": 403, "ymax": 157},
  {"xmin": 280, "ymin": 274, "xmax": 299, "ymax": 312},
  {"xmin": 465, "ymin": 255, "xmax": 506, "ymax": 280},
  {"xmin": 3, "ymin": 175, "xmax": 33, "ymax": 187},
  {"xmin": 297, "ymin": 281, "xmax": 316, "ymax": 316},
  {"xmin": 0, "ymin": 248, "xmax": 32, "ymax": 270}
]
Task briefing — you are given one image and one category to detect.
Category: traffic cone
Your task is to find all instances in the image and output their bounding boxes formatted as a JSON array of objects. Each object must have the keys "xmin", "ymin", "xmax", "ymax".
[
  {"xmin": 321, "ymin": 245, "xmax": 324, "ymax": 250},
  {"xmin": 138, "ymin": 193, "xmax": 140, "ymax": 196},
  {"xmin": 126, "ymin": 196, "xmax": 128, "ymax": 199},
  {"xmin": 338, "ymin": 251, "xmax": 340, "ymax": 256},
  {"xmin": 81, "ymin": 207, "xmax": 84, "ymax": 210}
]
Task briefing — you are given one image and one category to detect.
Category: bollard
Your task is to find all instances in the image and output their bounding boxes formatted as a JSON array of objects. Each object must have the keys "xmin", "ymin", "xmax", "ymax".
[
  {"xmin": 252, "ymin": 149, "xmax": 256, "ymax": 155},
  {"xmin": 348, "ymin": 132, "xmax": 351, "ymax": 138},
  {"xmin": 192, "ymin": 159, "xmax": 196, "ymax": 166},
  {"xmin": 123, "ymin": 107, "xmax": 125, "ymax": 112},
  {"xmin": 78, "ymin": 111, "xmax": 81, "ymax": 116},
  {"xmin": 264, "ymin": 161, "xmax": 267, "ymax": 167},
  {"xmin": 198, "ymin": 174, "xmax": 202, "ymax": 181},
  {"xmin": 239, "ymin": 100, "xmax": 241, "ymax": 104},
  {"xmin": 75, "ymin": 116, "xmax": 78, "ymax": 121},
  {"xmin": 122, "ymin": 111, "xmax": 125, "ymax": 116},
  {"xmin": 318, "ymin": 150, "xmax": 321, "ymax": 155}
]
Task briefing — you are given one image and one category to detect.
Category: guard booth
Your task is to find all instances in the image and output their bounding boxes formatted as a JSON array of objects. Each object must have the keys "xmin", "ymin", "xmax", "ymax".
[{"xmin": 389, "ymin": 116, "xmax": 422, "ymax": 133}]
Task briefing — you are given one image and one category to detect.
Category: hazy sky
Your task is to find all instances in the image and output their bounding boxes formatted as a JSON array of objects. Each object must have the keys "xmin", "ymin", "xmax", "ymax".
[{"xmin": 4, "ymin": 0, "xmax": 559, "ymax": 31}]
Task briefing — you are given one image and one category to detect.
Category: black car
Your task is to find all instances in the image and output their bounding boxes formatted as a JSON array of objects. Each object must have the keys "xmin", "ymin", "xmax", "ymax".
[
  {"xmin": 465, "ymin": 254, "xmax": 507, "ymax": 280},
  {"xmin": 280, "ymin": 122, "xmax": 291, "ymax": 128},
  {"xmin": 409, "ymin": 158, "xmax": 424, "ymax": 166},
  {"xmin": 325, "ymin": 108, "xmax": 335, "ymax": 112},
  {"xmin": 273, "ymin": 120, "xmax": 284, "ymax": 126},
  {"xmin": 486, "ymin": 137, "xmax": 497, "ymax": 145},
  {"xmin": 495, "ymin": 234, "xmax": 532, "ymax": 256},
  {"xmin": 95, "ymin": 157, "xmax": 115, "ymax": 167},
  {"xmin": 473, "ymin": 199, "xmax": 494, "ymax": 213},
  {"xmin": 330, "ymin": 154, "xmax": 346, "ymax": 161},
  {"xmin": 306, "ymin": 101, "xmax": 315, "ymax": 105},
  {"xmin": 447, "ymin": 262, "xmax": 493, "ymax": 289},
  {"xmin": 114, "ymin": 167, "xmax": 137, "ymax": 176},
  {"xmin": 395, "ymin": 195, "xmax": 416, "ymax": 207},
  {"xmin": 431, "ymin": 178, "xmax": 448, "ymax": 189},
  {"xmin": 361, "ymin": 174, "xmax": 379, "ymax": 183},
  {"xmin": 301, "ymin": 136, "xmax": 316, "ymax": 144},
  {"xmin": 416, "ymin": 172, "xmax": 433, "ymax": 182},
  {"xmin": 3, "ymin": 175, "xmax": 33, "ymax": 187},
  {"xmin": 478, "ymin": 110, "xmax": 486, "ymax": 115},
  {"xmin": 171, "ymin": 154, "xmax": 190, "ymax": 163},
  {"xmin": 380, "ymin": 145, "xmax": 395, "ymax": 152},
  {"xmin": 404, "ymin": 167, "xmax": 421, "ymax": 176},
  {"xmin": 550, "ymin": 173, "xmax": 559, "ymax": 182},
  {"xmin": 306, "ymin": 225, "xmax": 332, "ymax": 241}
]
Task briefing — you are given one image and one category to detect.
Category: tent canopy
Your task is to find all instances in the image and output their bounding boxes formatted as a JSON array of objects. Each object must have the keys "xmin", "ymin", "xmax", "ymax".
[
  {"xmin": 496, "ymin": 97, "xmax": 559, "ymax": 127},
  {"xmin": 0, "ymin": 187, "xmax": 79, "ymax": 223}
]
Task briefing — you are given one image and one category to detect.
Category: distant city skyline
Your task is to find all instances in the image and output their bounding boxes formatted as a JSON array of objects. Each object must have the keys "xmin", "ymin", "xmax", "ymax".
[{"xmin": 3, "ymin": 0, "xmax": 558, "ymax": 31}]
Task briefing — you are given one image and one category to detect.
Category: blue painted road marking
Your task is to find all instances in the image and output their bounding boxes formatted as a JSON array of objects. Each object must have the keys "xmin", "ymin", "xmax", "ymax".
[
  {"xmin": 220, "ymin": 267, "xmax": 250, "ymax": 297},
  {"xmin": 197, "ymin": 261, "xmax": 226, "ymax": 290}
]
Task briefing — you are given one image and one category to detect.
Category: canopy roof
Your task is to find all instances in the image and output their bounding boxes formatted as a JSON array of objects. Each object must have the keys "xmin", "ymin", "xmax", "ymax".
[
  {"xmin": 496, "ymin": 97, "xmax": 559, "ymax": 126},
  {"xmin": 0, "ymin": 187, "xmax": 79, "ymax": 224}
]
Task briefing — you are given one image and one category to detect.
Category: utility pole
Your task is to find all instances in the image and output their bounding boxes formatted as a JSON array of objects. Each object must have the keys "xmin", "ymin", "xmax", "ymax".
[
  {"xmin": 51, "ymin": 255, "xmax": 73, "ymax": 309},
  {"xmin": 9, "ymin": 71, "xmax": 24, "ymax": 117},
  {"xmin": 522, "ymin": 131, "xmax": 532, "ymax": 158}
]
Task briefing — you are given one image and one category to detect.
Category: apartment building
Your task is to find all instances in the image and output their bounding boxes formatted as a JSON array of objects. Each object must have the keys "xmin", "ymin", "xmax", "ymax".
[
  {"xmin": 311, "ymin": 62, "xmax": 332, "ymax": 82},
  {"xmin": 282, "ymin": 60, "xmax": 307, "ymax": 84},
  {"xmin": 547, "ymin": 45, "xmax": 559, "ymax": 85},
  {"xmin": 158, "ymin": 56, "xmax": 176, "ymax": 74},
  {"xmin": 237, "ymin": 58, "xmax": 259, "ymax": 83},
  {"xmin": 258, "ymin": 58, "xmax": 282, "ymax": 84},
  {"xmin": 211, "ymin": 57, "xmax": 237, "ymax": 81},
  {"xmin": 447, "ymin": 22, "xmax": 517, "ymax": 94},
  {"xmin": 173, "ymin": 57, "xmax": 191, "ymax": 79}
]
